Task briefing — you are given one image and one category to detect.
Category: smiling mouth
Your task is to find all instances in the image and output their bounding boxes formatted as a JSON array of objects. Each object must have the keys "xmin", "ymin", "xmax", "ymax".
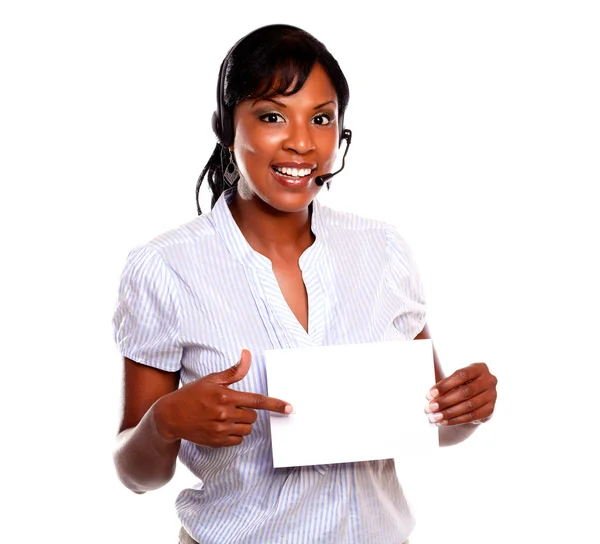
[{"xmin": 271, "ymin": 165, "xmax": 315, "ymax": 179}]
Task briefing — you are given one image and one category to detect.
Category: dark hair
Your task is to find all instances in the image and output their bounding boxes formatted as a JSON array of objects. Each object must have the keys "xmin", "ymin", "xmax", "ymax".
[{"xmin": 195, "ymin": 24, "xmax": 350, "ymax": 215}]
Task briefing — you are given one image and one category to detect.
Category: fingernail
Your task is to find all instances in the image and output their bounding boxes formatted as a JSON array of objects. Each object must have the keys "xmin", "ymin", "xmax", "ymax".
[
  {"xmin": 436, "ymin": 420, "xmax": 449, "ymax": 426},
  {"xmin": 428, "ymin": 412, "xmax": 443, "ymax": 423},
  {"xmin": 284, "ymin": 405, "xmax": 293, "ymax": 414},
  {"xmin": 426, "ymin": 388, "xmax": 439, "ymax": 400},
  {"xmin": 424, "ymin": 402, "xmax": 438, "ymax": 413},
  {"xmin": 235, "ymin": 349, "xmax": 247, "ymax": 366}
]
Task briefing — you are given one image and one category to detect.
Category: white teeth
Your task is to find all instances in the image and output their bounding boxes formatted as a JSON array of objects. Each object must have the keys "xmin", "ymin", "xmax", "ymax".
[{"xmin": 274, "ymin": 166, "xmax": 312, "ymax": 177}]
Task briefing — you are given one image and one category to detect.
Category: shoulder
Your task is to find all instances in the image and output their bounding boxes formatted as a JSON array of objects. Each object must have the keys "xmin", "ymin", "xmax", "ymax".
[
  {"xmin": 121, "ymin": 213, "xmax": 223, "ymax": 276},
  {"xmin": 317, "ymin": 201, "xmax": 418, "ymax": 275},
  {"xmin": 145, "ymin": 214, "xmax": 214, "ymax": 255},
  {"xmin": 317, "ymin": 202, "xmax": 410, "ymax": 253},
  {"xmin": 119, "ymin": 214, "xmax": 216, "ymax": 283},
  {"xmin": 317, "ymin": 201, "xmax": 390, "ymax": 234}
]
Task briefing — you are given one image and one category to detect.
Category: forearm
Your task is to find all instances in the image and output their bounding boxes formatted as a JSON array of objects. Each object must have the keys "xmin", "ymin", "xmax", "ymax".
[
  {"xmin": 113, "ymin": 399, "xmax": 181, "ymax": 494},
  {"xmin": 438, "ymin": 421, "xmax": 478, "ymax": 447}
]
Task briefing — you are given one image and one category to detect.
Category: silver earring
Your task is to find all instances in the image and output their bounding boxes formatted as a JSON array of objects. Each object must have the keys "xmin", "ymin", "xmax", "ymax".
[{"xmin": 223, "ymin": 150, "xmax": 239, "ymax": 186}]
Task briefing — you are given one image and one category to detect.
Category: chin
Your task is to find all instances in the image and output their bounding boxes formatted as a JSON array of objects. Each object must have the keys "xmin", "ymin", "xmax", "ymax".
[
  {"xmin": 262, "ymin": 191, "xmax": 318, "ymax": 214},
  {"xmin": 239, "ymin": 177, "xmax": 321, "ymax": 214}
]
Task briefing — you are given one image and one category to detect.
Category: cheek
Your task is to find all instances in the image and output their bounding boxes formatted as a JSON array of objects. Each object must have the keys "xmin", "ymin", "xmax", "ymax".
[
  {"xmin": 237, "ymin": 125, "xmax": 279, "ymax": 154},
  {"xmin": 234, "ymin": 125, "xmax": 281, "ymax": 174}
]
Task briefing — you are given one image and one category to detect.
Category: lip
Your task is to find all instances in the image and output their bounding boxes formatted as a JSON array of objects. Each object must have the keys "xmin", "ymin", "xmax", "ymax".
[{"xmin": 271, "ymin": 165, "xmax": 314, "ymax": 189}]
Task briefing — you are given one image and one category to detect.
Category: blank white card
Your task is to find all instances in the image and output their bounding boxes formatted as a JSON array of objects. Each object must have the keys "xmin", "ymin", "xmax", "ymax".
[{"xmin": 265, "ymin": 339, "xmax": 438, "ymax": 468}]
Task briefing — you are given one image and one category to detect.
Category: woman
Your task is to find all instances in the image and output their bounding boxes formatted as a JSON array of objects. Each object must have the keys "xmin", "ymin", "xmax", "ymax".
[{"xmin": 112, "ymin": 24, "xmax": 498, "ymax": 543}]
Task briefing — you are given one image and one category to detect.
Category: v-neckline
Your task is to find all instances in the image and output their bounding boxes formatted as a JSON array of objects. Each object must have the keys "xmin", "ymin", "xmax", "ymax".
[
  {"xmin": 270, "ymin": 264, "xmax": 312, "ymax": 337},
  {"xmin": 208, "ymin": 188, "xmax": 326, "ymax": 344}
]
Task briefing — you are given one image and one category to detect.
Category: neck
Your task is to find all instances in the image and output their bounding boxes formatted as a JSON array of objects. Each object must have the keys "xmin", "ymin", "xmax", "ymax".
[{"xmin": 227, "ymin": 190, "xmax": 315, "ymax": 261}]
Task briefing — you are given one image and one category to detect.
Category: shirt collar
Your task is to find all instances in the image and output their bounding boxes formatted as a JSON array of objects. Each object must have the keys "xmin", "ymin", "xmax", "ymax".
[{"xmin": 207, "ymin": 187, "xmax": 324, "ymax": 269}]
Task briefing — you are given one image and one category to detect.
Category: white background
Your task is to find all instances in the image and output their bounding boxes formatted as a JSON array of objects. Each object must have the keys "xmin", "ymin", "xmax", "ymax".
[{"xmin": 1, "ymin": 1, "xmax": 599, "ymax": 542}]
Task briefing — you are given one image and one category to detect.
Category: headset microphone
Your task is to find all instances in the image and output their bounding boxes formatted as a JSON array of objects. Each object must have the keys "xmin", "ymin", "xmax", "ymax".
[{"xmin": 315, "ymin": 129, "xmax": 353, "ymax": 187}]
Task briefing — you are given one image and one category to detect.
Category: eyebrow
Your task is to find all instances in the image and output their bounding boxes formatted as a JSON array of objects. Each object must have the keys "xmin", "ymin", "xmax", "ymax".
[{"xmin": 251, "ymin": 98, "xmax": 336, "ymax": 110}]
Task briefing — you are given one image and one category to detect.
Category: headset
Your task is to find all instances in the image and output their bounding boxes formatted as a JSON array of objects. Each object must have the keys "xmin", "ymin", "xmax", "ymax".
[{"xmin": 210, "ymin": 23, "xmax": 351, "ymax": 157}]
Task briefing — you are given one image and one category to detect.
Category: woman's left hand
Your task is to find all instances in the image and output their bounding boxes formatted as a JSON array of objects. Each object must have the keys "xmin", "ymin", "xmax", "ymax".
[{"xmin": 425, "ymin": 363, "xmax": 497, "ymax": 426}]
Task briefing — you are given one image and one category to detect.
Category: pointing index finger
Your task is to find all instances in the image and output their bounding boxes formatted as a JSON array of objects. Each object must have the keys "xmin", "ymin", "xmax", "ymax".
[{"xmin": 232, "ymin": 390, "xmax": 293, "ymax": 414}]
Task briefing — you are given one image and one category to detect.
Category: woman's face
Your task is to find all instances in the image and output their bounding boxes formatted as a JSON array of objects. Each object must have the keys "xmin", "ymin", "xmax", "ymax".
[{"xmin": 231, "ymin": 63, "xmax": 339, "ymax": 213}]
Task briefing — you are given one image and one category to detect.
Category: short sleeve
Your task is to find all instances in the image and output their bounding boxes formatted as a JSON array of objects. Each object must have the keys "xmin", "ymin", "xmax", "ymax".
[
  {"xmin": 112, "ymin": 244, "xmax": 182, "ymax": 371},
  {"xmin": 384, "ymin": 225, "xmax": 427, "ymax": 339}
]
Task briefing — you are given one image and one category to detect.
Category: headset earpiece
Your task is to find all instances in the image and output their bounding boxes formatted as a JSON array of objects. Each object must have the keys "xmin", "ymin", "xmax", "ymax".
[
  {"xmin": 337, "ymin": 110, "xmax": 354, "ymax": 147},
  {"xmin": 212, "ymin": 111, "xmax": 233, "ymax": 148},
  {"xmin": 219, "ymin": 110, "xmax": 233, "ymax": 148},
  {"xmin": 211, "ymin": 111, "xmax": 223, "ymax": 145}
]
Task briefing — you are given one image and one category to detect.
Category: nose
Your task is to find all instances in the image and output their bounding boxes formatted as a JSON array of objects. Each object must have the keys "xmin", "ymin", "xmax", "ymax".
[{"xmin": 283, "ymin": 120, "xmax": 315, "ymax": 155}]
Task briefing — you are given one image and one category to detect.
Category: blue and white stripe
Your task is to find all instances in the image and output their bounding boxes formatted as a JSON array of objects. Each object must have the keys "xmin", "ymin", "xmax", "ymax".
[{"xmin": 113, "ymin": 187, "xmax": 426, "ymax": 543}]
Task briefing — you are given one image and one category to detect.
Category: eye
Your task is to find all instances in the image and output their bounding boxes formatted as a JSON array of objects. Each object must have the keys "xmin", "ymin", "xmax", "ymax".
[
  {"xmin": 312, "ymin": 113, "xmax": 333, "ymax": 126},
  {"xmin": 259, "ymin": 112, "xmax": 285, "ymax": 123}
]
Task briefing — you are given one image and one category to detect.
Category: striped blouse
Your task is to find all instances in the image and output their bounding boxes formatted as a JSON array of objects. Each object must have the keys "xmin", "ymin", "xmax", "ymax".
[{"xmin": 112, "ymin": 187, "xmax": 427, "ymax": 543}]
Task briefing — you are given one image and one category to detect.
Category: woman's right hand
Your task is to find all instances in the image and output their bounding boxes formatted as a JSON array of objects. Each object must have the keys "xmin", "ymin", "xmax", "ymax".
[{"xmin": 153, "ymin": 349, "xmax": 292, "ymax": 448}]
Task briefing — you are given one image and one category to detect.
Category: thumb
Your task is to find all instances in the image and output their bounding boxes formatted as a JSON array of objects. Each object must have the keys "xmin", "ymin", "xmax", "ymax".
[{"xmin": 205, "ymin": 349, "xmax": 251, "ymax": 386}]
